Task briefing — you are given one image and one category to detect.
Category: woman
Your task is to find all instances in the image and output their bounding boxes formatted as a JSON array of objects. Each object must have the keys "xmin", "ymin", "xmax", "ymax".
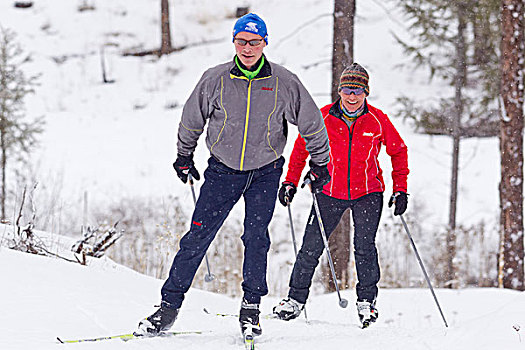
[{"xmin": 273, "ymin": 63, "xmax": 409, "ymax": 328}]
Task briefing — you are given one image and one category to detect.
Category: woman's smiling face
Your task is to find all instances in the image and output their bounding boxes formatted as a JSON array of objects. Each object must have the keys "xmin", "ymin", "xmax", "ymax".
[{"xmin": 338, "ymin": 88, "xmax": 366, "ymax": 112}]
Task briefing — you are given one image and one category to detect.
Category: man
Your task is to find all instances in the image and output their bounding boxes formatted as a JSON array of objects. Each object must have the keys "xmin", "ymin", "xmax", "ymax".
[
  {"xmin": 136, "ymin": 13, "xmax": 330, "ymax": 338},
  {"xmin": 272, "ymin": 63, "xmax": 409, "ymax": 328}
]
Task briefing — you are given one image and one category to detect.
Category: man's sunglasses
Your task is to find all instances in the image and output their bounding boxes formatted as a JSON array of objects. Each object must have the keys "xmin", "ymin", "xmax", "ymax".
[
  {"xmin": 234, "ymin": 38, "xmax": 263, "ymax": 46},
  {"xmin": 340, "ymin": 87, "xmax": 365, "ymax": 96}
]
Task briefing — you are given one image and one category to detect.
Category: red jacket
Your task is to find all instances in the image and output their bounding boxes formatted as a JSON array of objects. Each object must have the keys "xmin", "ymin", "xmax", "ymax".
[{"xmin": 286, "ymin": 101, "xmax": 409, "ymax": 200}]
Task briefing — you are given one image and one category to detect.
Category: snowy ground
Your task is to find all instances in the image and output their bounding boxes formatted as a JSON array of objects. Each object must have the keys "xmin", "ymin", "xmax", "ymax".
[{"xmin": 1, "ymin": 240, "xmax": 524, "ymax": 350}]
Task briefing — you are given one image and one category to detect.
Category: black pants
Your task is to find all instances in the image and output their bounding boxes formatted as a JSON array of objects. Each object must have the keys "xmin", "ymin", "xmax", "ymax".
[
  {"xmin": 288, "ymin": 192, "xmax": 383, "ymax": 304},
  {"xmin": 161, "ymin": 157, "xmax": 284, "ymax": 309}
]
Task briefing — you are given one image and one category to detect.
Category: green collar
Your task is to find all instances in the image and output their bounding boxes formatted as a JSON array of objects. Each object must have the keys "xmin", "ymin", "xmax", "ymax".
[{"xmin": 235, "ymin": 56, "xmax": 265, "ymax": 80}]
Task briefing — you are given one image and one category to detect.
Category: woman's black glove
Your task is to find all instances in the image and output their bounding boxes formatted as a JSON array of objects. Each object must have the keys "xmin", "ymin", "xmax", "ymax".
[{"xmin": 388, "ymin": 191, "xmax": 408, "ymax": 216}]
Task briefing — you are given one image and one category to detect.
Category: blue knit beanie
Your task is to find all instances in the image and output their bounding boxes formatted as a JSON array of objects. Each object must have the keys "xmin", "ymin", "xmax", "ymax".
[{"xmin": 232, "ymin": 13, "xmax": 268, "ymax": 44}]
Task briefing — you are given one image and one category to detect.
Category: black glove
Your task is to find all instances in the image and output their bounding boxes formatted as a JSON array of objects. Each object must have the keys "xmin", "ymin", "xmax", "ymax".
[
  {"xmin": 173, "ymin": 154, "xmax": 200, "ymax": 184},
  {"xmin": 388, "ymin": 191, "xmax": 408, "ymax": 216},
  {"xmin": 278, "ymin": 181, "xmax": 297, "ymax": 206},
  {"xmin": 301, "ymin": 161, "xmax": 330, "ymax": 194}
]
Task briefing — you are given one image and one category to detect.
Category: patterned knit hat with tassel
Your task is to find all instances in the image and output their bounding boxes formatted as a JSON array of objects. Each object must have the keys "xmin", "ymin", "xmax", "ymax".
[{"xmin": 338, "ymin": 63, "xmax": 370, "ymax": 96}]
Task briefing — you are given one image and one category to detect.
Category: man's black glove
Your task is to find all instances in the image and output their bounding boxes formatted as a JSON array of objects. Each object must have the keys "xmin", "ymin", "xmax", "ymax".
[
  {"xmin": 278, "ymin": 181, "xmax": 297, "ymax": 206},
  {"xmin": 388, "ymin": 191, "xmax": 408, "ymax": 216},
  {"xmin": 173, "ymin": 154, "xmax": 200, "ymax": 184},
  {"xmin": 301, "ymin": 161, "xmax": 331, "ymax": 194}
]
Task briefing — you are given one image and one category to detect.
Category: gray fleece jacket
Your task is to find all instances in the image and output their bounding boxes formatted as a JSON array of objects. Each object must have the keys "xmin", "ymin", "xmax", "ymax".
[{"xmin": 177, "ymin": 56, "xmax": 330, "ymax": 171}]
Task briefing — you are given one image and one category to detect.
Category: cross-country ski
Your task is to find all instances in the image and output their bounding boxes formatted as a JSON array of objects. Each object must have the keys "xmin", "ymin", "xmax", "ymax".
[{"xmin": 56, "ymin": 330, "xmax": 204, "ymax": 344}]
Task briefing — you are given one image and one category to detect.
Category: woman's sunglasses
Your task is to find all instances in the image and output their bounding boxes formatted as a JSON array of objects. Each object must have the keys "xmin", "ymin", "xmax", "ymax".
[{"xmin": 340, "ymin": 87, "xmax": 365, "ymax": 96}]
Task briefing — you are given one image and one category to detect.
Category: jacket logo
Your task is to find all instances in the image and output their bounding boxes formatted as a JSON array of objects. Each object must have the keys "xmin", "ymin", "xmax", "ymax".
[
  {"xmin": 363, "ymin": 132, "xmax": 374, "ymax": 137},
  {"xmin": 261, "ymin": 87, "xmax": 273, "ymax": 91}
]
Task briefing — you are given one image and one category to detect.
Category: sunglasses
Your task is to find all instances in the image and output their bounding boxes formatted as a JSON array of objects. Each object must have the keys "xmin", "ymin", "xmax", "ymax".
[
  {"xmin": 234, "ymin": 38, "xmax": 263, "ymax": 46},
  {"xmin": 340, "ymin": 87, "xmax": 365, "ymax": 96}
]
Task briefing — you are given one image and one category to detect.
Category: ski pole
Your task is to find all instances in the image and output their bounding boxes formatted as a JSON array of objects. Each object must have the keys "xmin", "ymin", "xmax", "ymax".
[
  {"xmin": 286, "ymin": 204, "xmax": 309, "ymax": 321},
  {"xmin": 188, "ymin": 173, "xmax": 215, "ymax": 283},
  {"xmin": 399, "ymin": 214, "xmax": 448, "ymax": 327},
  {"xmin": 304, "ymin": 179, "xmax": 348, "ymax": 308}
]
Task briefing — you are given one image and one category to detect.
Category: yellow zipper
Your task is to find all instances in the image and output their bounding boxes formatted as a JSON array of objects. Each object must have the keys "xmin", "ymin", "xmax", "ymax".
[
  {"xmin": 233, "ymin": 75, "xmax": 271, "ymax": 171},
  {"xmin": 239, "ymin": 79, "xmax": 253, "ymax": 170}
]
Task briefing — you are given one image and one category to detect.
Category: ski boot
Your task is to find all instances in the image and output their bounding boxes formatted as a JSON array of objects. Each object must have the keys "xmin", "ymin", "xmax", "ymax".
[
  {"xmin": 356, "ymin": 299, "xmax": 378, "ymax": 328},
  {"xmin": 272, "ymin": 297, "xmax": 304, "ymax": 321},
  {"xmin": 239, "ymin": 299, "xmax": 262, "ymax": 337},
  {"xmin": 135, "ymin": 304, "xmax": 179, "ymax": 336}
]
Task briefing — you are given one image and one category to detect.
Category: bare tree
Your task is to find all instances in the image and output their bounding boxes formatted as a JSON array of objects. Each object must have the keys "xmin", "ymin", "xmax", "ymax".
[
  {"xmin": 499, "ymin": 0, "xmax": 524, "ymax": 291},
  {"xmin": 445, "ymin": 0, "xmax": 468, "ymax": 288},
  {"xmin": 122, "ymin": 0, "xmax": 173, "ymax": 57},
  {"xmin": 331, "ymin": 0, "xmax": 355, "ymax": 101},
  {"xmin": 160, "ymin": 0, "xmax": 172, "ymax": 56},
  {"xmin": 123, "ymin": 0, "xmax": 221, "ymax": 58},
  {"xmin": 323, "ymin": 0, "xmax": 356, "ymax": 292}
]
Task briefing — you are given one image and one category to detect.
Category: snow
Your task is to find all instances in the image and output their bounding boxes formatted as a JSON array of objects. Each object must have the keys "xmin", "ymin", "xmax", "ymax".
[
  {"xmin": 1, "ymin": 236, "xmax": 524, "ymax": 350},
  {"xmin": 0, "ymin": 0, "xmax": 524, "ymax": 349}
]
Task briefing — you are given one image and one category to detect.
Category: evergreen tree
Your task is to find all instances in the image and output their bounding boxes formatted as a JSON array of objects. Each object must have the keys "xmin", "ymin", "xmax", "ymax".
[
  {"xmin": 394, "ymin": 0, "xmax": 500, "ymax": 287},
  {"xmin": 0, "ymin": 27, "xmax": 44, "ymax": 219}
]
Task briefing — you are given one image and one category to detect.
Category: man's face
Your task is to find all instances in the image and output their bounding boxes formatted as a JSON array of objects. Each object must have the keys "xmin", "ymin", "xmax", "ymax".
[
  {"xmin": 338, "ymin": 88, "xmax": 366, "ymax": 113},
  {"xmin": 234, "ymin": 32, "xmax": 266, "ymax": 69}
]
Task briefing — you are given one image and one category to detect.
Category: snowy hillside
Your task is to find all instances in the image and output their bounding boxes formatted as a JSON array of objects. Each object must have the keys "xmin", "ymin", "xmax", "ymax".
[
  {"xmin": 0, "ymin": 239, "xmax": 524, "ymax": 350},
  {"xmin": 0, "ymin": 0, "xmax": 500, "ymax": 230},
  {"xmin": 0, "ymin": 0, "xmax": 505, "ymax": 297}
]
